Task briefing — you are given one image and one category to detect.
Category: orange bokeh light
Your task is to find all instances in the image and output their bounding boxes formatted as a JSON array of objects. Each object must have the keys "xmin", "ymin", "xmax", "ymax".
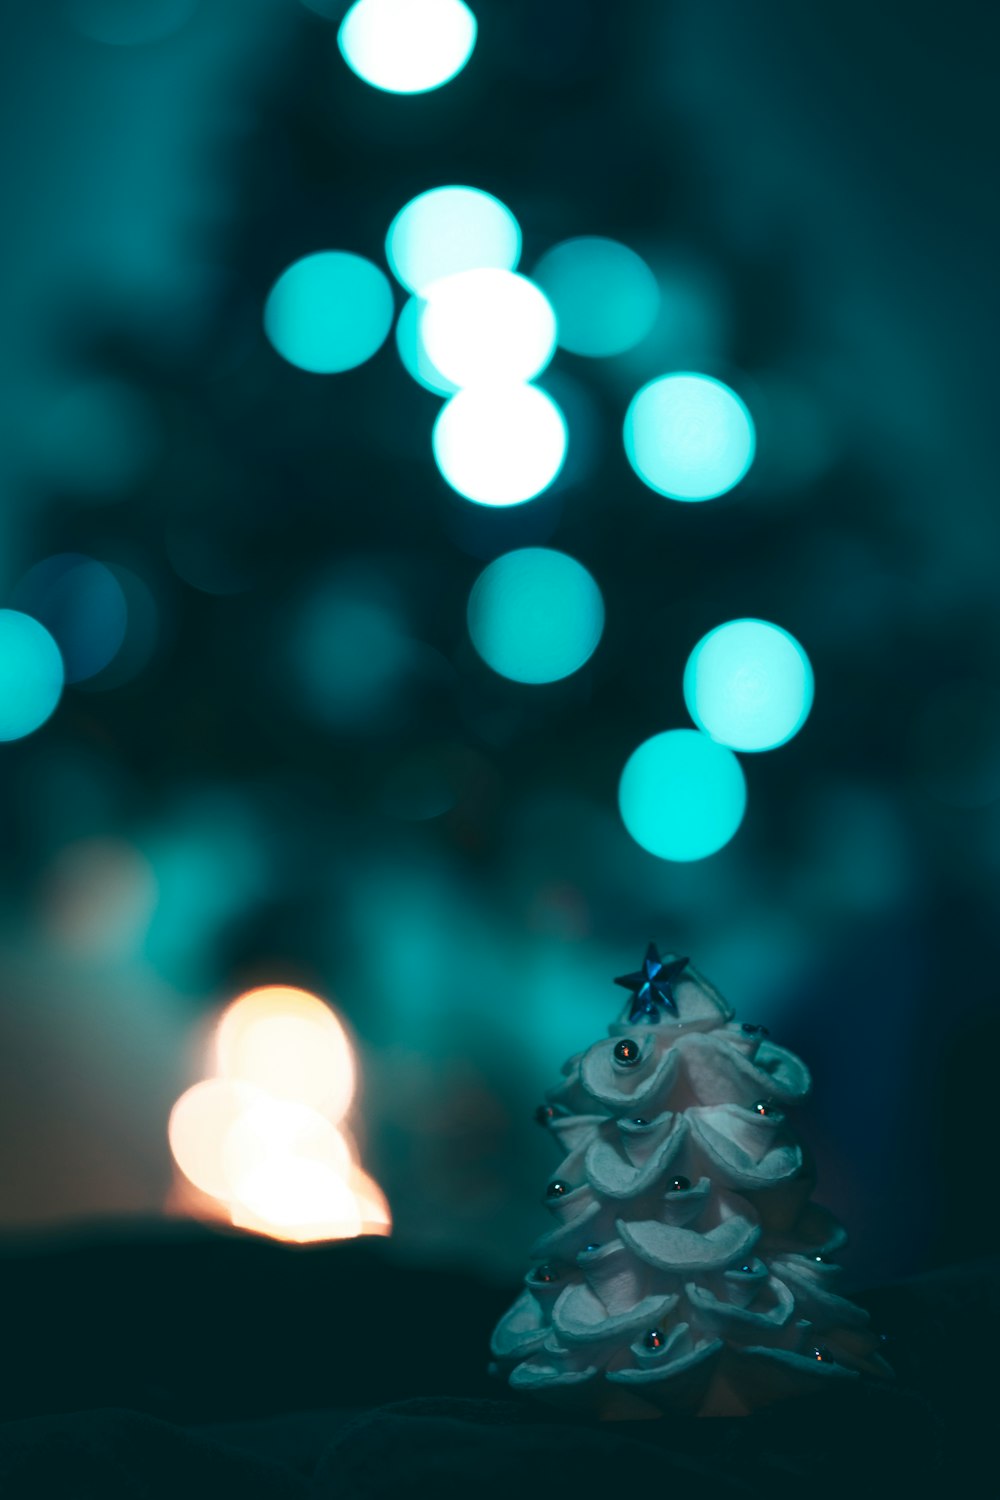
[
  {"xmin": 168, "ymin": 1079, "xmax": 264, "ymax": 1200},
  {"xmin": 168, "ymin": 984, "xmax": 389, "ymax": 1245},
  {"xmin": 350, "ymin": 1166, "xmax": 393, "ymax": 1237},
  {"xmin": 216, "ymin": 984, "xmax": 356, "ymax": 1123}
]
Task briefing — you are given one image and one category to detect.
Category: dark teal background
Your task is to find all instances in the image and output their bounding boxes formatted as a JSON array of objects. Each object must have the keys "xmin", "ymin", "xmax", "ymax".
[{"xmin": 0, "ymin": 0, "xmax": 996, "ymax": 1287}]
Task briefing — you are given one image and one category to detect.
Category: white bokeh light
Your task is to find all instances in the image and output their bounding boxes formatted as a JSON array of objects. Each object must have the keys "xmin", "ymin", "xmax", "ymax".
[
  {"xmin": 168, "ymin": 985, "xmax": 391, "ymax": 1245},
  {"xmin": 395, "ymin": 298, "xmax": 458, "ymax": 395},
  {"xmin": 386, "ymin": 186, "xmax": 520, "ymax": 294},
  {"xmin": 420, "ymin": 269, "xmax": 557, "ymax": 387},
  {"xmin": 168, "ymin": 1079, "xmax": 263, "ymax": 1201},
  {"xmin": 338, "ymin": 0, "xmax": 477, "ymax": 94},
  {"xmin": 433, "ymin": 384, "xmax": 567, "ymax": 506}
]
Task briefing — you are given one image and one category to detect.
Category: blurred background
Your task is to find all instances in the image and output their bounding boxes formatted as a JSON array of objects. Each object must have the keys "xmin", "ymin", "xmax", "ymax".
[{"xmin": 0, "ymin": 0, "xmax": 996, "ymax": 1292}]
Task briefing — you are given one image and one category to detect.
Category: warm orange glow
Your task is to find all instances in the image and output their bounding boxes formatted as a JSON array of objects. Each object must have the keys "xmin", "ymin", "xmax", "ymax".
[
  {"xmin": 168, "ymin": 1079, "xmax": 264, "ymax": 1200},
  {"xmin": 216, "ymin": 985, "xmax": 356, "ymax": 1123},
  {"xmin": 168, "ymin": 984, "xmax": 390, "ymax": 1245},
  {"xmin": 230, "ymin": 1158, "xmax": 364, "ymax": 1243},
  {"xmin": 223, "ymin": 1096, "xmax": 354, "ymax": 1188},
  {"xmin": 350, "ymin": 1166, "xmax": 393, "ymax": 1237}
]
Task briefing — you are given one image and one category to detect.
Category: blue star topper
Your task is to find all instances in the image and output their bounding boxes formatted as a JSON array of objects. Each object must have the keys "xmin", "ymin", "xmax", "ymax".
[{"xmin": 614, "ymin": 944, "xmax": 690, "ymax": 1023}]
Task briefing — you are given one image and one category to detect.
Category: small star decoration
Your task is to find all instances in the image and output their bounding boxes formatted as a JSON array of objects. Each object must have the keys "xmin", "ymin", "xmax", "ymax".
[{"xmin": 614, "ymin": 944, "xmax": 690, "ymax": 1023}]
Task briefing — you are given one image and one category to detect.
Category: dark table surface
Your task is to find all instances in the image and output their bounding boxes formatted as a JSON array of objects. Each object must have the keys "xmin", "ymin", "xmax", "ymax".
[{"xmin": 0, "ymin": 1225, "xmax": 991, "ymax": 1498}]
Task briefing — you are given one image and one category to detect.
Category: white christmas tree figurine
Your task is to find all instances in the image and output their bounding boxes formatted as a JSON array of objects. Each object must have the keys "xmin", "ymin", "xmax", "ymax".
[{"xmin": 491, "ymin": 946, "xmax": 893, "ymax": 1419}]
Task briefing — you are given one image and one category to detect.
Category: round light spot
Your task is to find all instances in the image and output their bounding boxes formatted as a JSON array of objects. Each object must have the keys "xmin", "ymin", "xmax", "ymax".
[
  {"xmin": 532, "ymin": 236, "xmax": 659, "ymax": 357},
  {"xmin": 65, "ymin": 0, "xmax": 198, "ymax": 46},
  {"xmin": 386, "ymin": 185, "xmax": 520, "ymax": 294},
  {"xmin": 624, "ymin": 372, "xmax": 755, "ymax": 501},
  {"xmin": 338, "ymin": 0, "xmax": 476, "ymax": 94},
  {"xmin": 420, "ymin": 269, "xmax": 556, "ymax": 387},
  {"xmin": 684, "ymin": 619, "xmax": 814, "ymax": 752},
  {"xmin": 13, "ymin": 554, "xmax": 127, "ymax": 684},
  {"xmin": 433, "ymin": 384, "xmax": 567, "ymax": 506},
  {"xmin": 395, "ymin": 298, "xmax": 458, "ymax": 395},
  {"xmin": 264, "ymin": 252, "xmax": 394, "ymax": 374},
  {"xmin": 619, "ymin": 729, "xmax": 747, "ymax": 862},
  {"xmin": 0, "ymin": 611, "xmax": 65, "ymax": 742},
  {"xmin": 468, "ymin": 548, "xmax": 604, "ymax": 684},
  {"xmin": 168, "ymin": 1079, "xmax": 263, "ymax": 1200},
  {"xmin": 217, "ymin": 984, "xmax": 356, "ymax": 1124}
]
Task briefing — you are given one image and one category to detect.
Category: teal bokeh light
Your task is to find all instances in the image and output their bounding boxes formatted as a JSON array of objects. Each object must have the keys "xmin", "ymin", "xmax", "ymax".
[
  {"xmin": 624, "ymin": 372, "xmax": 755, "ymax": 501},
  {"xmin": 467, "ymin": 548, "xmax": 604, "ymax": 684},
  {"xmin": 386, "ymin": 186, "xmax": 520, "ymax": 295},
  {"xmin": 338, "ymin": 0, "xmax": 477, "ymax": 94},
  {"xmin": 13, "ymin": 554, "xmax": 127, "ymax": 685},
  {"xmin": 433, "ymin": 384, "xmax": 568, "ymax": 506},
  {"xmin": 619, "ymin": 729, "xmax": 746, "ymax": 861},
  {"xmin": 684, "ymin": 618, "xmax": 814, "ymax": 752},
  {"xmin": 264, "ymin": 252, "xmax": 394, "ymax": 374},
  {"xmin": 0, "ymin": 610, "xmax": 65, "ymax": 743},
  {"xmin": 532, "ymin": 236, "xmax": 659, "ymax": 357},
  {"xmin": 395, "ymin": 298, "xmax": 458, "ymax": 395}
]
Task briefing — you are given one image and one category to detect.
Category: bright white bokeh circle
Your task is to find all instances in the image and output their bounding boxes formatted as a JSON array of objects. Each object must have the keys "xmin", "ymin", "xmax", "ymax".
[
  {"xmin": 420, "ymin": 269, "xmax": 557, "ymax": 387},
  {"xmin": 338, "ymin": 0, "xmax": 477, "ymax": 94},
  {"xmin": 386, "ymin": 186, "xmax": 520, "ymax": 294},
  {"xmin": 432, "ymin": 384, "xmax": 567, "ymax": 506}
]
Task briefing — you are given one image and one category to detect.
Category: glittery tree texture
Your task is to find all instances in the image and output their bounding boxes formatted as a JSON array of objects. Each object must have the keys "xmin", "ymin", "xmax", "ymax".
[{"xmin": 491, "ymin": 947, "xmax": 893, "ymax": 1419}]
